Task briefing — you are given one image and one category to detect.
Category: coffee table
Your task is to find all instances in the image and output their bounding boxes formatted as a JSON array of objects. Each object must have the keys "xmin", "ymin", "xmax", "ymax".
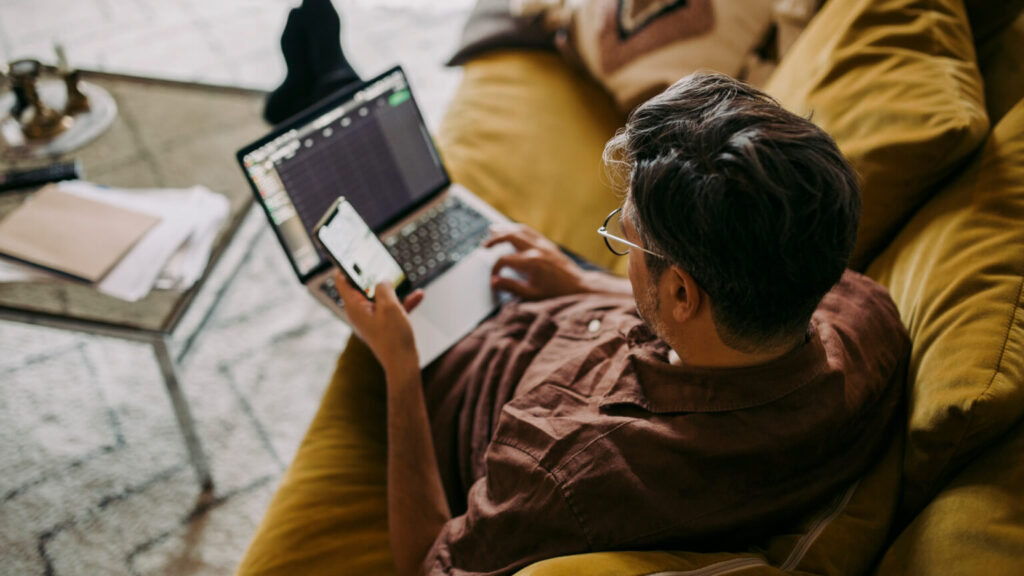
[{"xmin": 0, "ymin": 72, "xmax": 269, "ymax": 493}]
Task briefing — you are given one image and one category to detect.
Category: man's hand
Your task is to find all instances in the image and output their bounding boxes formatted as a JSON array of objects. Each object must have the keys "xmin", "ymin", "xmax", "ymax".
[
  {"xmin": 334, "ymin": 272, "xmax": 424, "ymax": 373},
  {"xmin": 333, "ymin": 274, "xmax": 448, "ymax": 576},
  {"xmin": 485, "ymin": 224, "xmax": 590, "ymax": 300}
]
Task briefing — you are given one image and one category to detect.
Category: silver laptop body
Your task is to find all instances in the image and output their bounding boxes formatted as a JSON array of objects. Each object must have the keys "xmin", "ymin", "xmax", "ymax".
[{"xmin": 238, "ymin": 66, "xmax": 512, "ymax": 367}]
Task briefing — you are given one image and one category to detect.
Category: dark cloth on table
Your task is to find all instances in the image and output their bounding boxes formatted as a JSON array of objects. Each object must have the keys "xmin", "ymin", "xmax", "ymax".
[{"xmin": 420, "ymin": 270, "xmax": 909, "ymax": 576}]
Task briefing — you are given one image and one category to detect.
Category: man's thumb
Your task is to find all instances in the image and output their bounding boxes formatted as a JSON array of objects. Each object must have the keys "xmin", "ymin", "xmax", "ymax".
[{"xmin": 375, "ymin": 282, "xmax": 399, "ymax": 305}]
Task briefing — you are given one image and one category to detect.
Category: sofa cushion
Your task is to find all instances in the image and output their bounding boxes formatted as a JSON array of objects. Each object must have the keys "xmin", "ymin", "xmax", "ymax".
[
  {"xmin": 236, "ymin": 339, "xmax": 397, "ymax": 576},
  {"xmin": 437, "ymin": 50, "xmax": 628, "ymax": 274},
  {"xmin": 866, "ymin": 99, "xmax": 1024, "ymax": 516},
  {"xmin": 875, "ymin": 411, "xmax": 1024, "ymax": 575},
  {"xmin": 764, "ymin": 0, "xmax": 989, "ymax": 270}
]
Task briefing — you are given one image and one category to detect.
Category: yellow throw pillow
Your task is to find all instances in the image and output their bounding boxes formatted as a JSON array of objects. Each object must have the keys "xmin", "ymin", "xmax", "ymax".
[
  {"xmin": 765, "ymin": 0, "xmax": 989, "ymax": 270},
  {"xmin": 867, "ymin": 100, "xmax": 1024, "ymax": 516}
]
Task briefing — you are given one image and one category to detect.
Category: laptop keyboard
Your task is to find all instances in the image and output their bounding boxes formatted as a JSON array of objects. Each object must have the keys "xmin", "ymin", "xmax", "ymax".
[
  {"xmin": 385, "ymin": 196, "xmax": 491, "ymax": 286},
  {"xmin": 319, "ymin": 196, "xmax": 491, "ymax": 304}
]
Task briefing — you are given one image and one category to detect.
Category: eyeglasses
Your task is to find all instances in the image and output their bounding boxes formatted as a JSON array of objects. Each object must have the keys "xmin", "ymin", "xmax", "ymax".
[{"xmin": 597, "ymin": 207, "xmax": 665, "ymax": 258}]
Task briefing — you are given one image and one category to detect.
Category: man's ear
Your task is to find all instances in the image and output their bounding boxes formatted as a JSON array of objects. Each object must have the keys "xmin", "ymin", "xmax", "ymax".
[{"xmin": 668, "ymin": 266, "xmax": 701, "ymax": 323}]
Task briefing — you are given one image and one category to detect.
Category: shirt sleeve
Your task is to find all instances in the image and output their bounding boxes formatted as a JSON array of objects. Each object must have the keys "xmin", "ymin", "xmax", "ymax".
[{"xmin": 423, "ymin": 439, "xmax": 591, "ymax": 576}]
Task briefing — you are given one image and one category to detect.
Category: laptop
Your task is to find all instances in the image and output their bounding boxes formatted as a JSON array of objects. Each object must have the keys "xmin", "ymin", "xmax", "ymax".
[{"xmin": 236, "ymin": 65, "xmax": 513, "ymax": 367}]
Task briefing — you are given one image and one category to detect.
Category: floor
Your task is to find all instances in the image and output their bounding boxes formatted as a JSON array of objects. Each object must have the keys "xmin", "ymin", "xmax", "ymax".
[
  {"xmin": 0, "ymin": 0, "xmax": 473, "ymax": 128},
  {"xmin": 0, "ymin": 1, "xmax": 473, "ymax": 575}
]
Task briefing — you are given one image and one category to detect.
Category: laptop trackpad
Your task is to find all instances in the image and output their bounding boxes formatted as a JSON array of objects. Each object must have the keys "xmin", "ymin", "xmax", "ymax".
[
  {"xmin": 410, "ymin": 244, "xmax": 511, "ymax": 367},
  {"xmin": 421, "ymin": 245, "xmax": 508, "ymax": 331}
]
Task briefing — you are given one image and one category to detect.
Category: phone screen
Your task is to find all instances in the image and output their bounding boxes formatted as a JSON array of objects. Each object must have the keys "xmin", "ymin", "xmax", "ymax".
[{"xmin": 317, "ymin": 199, "xmax": 407, "ymax": 300}]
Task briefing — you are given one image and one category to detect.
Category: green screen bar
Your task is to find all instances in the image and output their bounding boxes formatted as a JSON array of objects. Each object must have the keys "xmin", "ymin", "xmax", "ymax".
[{"xmin": 389, "ymin": 90, "xmax": 411, "ymax": 107}]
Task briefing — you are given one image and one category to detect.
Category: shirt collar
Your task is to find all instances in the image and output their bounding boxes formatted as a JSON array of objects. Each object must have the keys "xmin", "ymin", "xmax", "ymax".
[{"xmin": 600, "ymin": 326, "xmax": 828, "ymax": 414}]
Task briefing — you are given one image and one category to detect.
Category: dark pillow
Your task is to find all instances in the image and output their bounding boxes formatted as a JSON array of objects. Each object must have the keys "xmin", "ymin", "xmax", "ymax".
[
  {"xmin": 447, "ymin": 0, "xmax": 556, "ymax": 66},
  {"xmin": 964, "ymin": 0, "xmax": 1024, "ymax": 44}
]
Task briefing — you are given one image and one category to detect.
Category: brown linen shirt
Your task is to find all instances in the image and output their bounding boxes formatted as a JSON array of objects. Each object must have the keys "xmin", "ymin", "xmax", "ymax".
[{"xmin": 420, "ymin": 270, "xmax": 909, "ymax": 575}]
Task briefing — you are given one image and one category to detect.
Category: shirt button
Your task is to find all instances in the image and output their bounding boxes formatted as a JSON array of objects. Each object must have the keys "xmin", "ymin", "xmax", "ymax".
[{"xmin": 587, "ymin": 318, "xmax": 601, "ymax": 333}]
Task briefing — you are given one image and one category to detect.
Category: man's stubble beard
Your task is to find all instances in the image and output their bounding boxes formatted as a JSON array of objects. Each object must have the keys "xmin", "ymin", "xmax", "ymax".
[
  {"xmin": 635, "ymin": 279, "xmax": 667, "ymax": 340},
  {"xmin": 636, "ymin": 280, "xmax": 685, "ymax": 365}
]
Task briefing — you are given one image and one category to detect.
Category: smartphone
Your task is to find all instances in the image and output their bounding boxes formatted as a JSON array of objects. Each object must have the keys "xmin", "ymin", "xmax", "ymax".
[{"xmin": 314, "ymin": 197, "xmax": 411, "ymax": 301}]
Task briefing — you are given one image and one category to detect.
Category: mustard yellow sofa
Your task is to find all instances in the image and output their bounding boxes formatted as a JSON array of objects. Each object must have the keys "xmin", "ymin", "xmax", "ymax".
[{"xmin": 237, "ymin": 0, "xmax": 1024, "ymax": 574}]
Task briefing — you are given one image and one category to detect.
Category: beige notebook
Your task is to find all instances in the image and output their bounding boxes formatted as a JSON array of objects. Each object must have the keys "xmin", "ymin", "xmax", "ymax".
[{"xmin": 0, "ymin": 184, "xmax": 160, "ymax": 282}]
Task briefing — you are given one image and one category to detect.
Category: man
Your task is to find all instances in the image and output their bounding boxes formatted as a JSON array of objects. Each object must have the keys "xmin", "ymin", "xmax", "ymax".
[
  {"xmin": 238, "ymin": 5, "xmax": 907, "ymax": 574},
  {"xmin": 309, "ymin": 71, "xmax": 909, "ymax": 576}
]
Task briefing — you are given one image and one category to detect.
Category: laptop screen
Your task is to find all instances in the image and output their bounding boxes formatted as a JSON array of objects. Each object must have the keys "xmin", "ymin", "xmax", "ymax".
[{"xmin": 239, "ymin": 67, "xmax": 449, "ymax": 280}]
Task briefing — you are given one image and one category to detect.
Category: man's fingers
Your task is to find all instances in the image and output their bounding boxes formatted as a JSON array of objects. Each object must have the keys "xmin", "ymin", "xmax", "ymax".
[
  {"xmin": 333, "ymin": 271, "xmax": 364, "ymax": 306},
  {"xmin": 486, "ymin": 223, "xmax": 522, "ymax": 238},
  {"xmin": 403, "ymin": 289, "xmax": 425, "ymax": 313},
  {"xmin": 491, "ymin": 251, "xmax": 536, "ymax": 277},
  {"xmin": 376, "ymin": 282, "xmax": 420, "ymax": 315},
  {"xmin": 490, "ymin": 274, "xmax": 539, "ymax": 300},
  {"xmin": 374, "ymin": 282, "xmax": 400, "ymax": 307},
  {"xmin": 333, "ymin": 272, "xmax": 375, "ymax": 331},
  {"xmin": 484, "ymin": 227, "xmax": 535, "ymax": 251},
  {"xmin": 484, "ymin": 232, "xmax": 532, "ymax": 251}
]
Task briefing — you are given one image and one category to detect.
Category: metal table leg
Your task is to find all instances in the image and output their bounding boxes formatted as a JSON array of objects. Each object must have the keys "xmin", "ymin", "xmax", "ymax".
[{"xmin": 153, "ymin": 336, "xmax": 214, "ymax": 493}]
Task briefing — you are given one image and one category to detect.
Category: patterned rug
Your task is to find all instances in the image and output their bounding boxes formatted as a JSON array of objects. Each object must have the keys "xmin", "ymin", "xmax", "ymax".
[{"xmin": 1, "ymin": 213, "xmax": 350, "ymax": 575}]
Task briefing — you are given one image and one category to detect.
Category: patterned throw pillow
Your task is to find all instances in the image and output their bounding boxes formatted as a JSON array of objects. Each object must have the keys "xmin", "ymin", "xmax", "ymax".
[{"xmin": 566, "ymin": 0, "xmax": 777, "ymax": 110}]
